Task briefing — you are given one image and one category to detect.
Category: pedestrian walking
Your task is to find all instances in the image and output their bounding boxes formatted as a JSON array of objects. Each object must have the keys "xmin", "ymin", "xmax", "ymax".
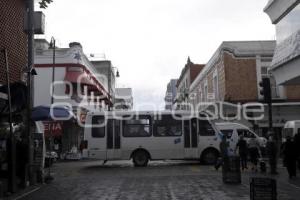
[
  {"xmin": 266, "ymin": 135, "xmax": 278, "ymax": 175},
  {"xmin": 248, "ymin": 136, "xmax": 260, "ymax": 172},
  {"xmin": 282, "ymin": 136, "xmax": 297, "ymax": 179},
  {"xmin": 215, "ymin": 135, "xmax": 229, "ymax": 170},
  {"xmin": 236, "ymin": 135, "xmax": 248, "ymax": 170}
]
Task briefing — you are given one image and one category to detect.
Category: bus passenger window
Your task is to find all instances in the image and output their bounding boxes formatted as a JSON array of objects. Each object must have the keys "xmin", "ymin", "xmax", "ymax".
[
  {"xmin": 153, "ymin": 115, "xmax": 182, "ymax": 137},
  {"xmin": 91, "ymin": 116, "xmax": 105, "ymax": 138},
  {"xmin": 198, "ymin": 120, "xmax": 215, "ymax": 136},
  {"xmin": 123, "ymin": 116, "xmax": 151, "ymax": 137}
]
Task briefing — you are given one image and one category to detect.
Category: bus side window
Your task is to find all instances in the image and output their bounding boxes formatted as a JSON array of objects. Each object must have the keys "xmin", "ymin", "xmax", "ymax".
[
  {"xmin": 91, "ymin": 116, "xmax": 105, "ymax": 138},
  {"xmin": 153, "ymin": 115, "xmax": 182, "ymax": 137},
  {"xmin": 184, "ymin": 120, "xmax": 190, "ymax": 148},
  {"xmin": 198, "ymin": 120, "xmax": 215, "ymax": 136},
  {"xmin": 114, "ymin": 120, "xmax": 121, "ymax": 149},
  {"xmin": 123, "ymin": 115, "xmax": 151, "ymax": 137}
]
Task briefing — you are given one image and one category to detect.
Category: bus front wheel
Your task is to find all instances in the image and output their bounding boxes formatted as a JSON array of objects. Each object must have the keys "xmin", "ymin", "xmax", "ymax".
[
  {"xmin": 201, "ymin": 149, "xmax": 219, "ymax": 165},
  {"xmin": 132, "ymin": 150, "xmax": 149, "ymax": 167}
]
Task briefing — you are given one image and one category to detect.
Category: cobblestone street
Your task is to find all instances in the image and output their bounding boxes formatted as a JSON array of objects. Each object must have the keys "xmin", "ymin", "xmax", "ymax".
[{"xmin": 9, "ymin": 160, "xmax": 300, "ymax": 200}]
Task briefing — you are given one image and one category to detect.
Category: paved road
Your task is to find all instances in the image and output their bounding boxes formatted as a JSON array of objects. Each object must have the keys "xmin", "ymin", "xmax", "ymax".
[{"xmin": 12, "ymin": 160, "xmax": 300, "ymax": 200}]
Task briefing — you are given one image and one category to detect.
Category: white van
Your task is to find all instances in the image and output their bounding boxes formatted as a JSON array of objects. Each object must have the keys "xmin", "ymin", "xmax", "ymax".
[
  {"xmin": 216, "ymin": 122, "xmax": 267, "ymax": 153},
  {"xmin": 282, "ymin": 120, "xmax": 300, "ymax": 139}
]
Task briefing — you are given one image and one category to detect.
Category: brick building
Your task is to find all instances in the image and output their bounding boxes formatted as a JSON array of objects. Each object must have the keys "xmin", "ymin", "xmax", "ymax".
[
  {"xmin": 0, "ymin": 0, "xmax": 29, "ymax": 194},
  {"xmin": 0, "ymin": 0, "xmax": 27, "ymax": 85},
  {"xmin": 175, "ymin": 57, "xmax": 205, "ymax": 109},
  {"xmin": 189, "ymin": 41, "xmax": 300, "ymax": 137}
]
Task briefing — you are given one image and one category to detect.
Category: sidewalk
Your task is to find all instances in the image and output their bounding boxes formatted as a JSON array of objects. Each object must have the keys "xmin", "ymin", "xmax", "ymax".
[
  {"xmin": 237, "ymin": 164, "xmax": 300, "ymax": 200},
  {"xmin": 3, "ymin": 185, "xmax": 43, "ymax": 200}
]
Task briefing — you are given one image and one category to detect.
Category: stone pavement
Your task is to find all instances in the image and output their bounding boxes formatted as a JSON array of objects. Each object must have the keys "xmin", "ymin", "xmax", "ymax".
[{"xmin": 6, "ymin": 160, "xmax": 300, "ymax": 200}]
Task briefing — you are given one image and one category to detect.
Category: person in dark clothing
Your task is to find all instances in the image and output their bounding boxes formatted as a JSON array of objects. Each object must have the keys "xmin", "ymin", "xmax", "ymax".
[
  {"xmin": 236, "ymin": 136, "xmax": 248, "ymax": 170},
  {"xmin": 266, "ymin": 135, "xmax": 278, "ymax": 175},
  {"xmin": 248, "ymin": 137, "xmax": 260, "ymax": 171},
  {"xmin": 215, "ymin": 135, "xmax": 229, "ymax": 170},
  {"xmin": 283, "ymin": 136, "xmax": 297, "ymax": 178},
  {"xmin": 294, "ymin": 132, "xmax": 300, "ymax": 170}
]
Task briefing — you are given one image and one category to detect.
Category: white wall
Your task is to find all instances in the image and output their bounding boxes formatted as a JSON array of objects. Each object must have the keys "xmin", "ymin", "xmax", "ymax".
[{"xmin": 34, "ymin": 67, "xmax": 66, "ymax": 106}]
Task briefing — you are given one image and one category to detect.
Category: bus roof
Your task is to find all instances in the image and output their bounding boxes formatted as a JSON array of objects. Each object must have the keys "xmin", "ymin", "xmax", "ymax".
[{"xmin": 86, "ymin": 110, "xmax": 210, "ymax": 118}]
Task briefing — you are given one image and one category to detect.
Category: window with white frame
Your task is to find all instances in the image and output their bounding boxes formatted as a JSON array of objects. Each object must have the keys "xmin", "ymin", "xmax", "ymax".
[
  {"xmin": 213, "ymin": 70, "xmax": 219, "ymax": 101},
  {"xmin": 261, "ymin": 66, "xmax": 280, "ymax": 98},
  {"xmin": 204, "ymin": 81, "xmax": 208, "ymax": 102}
]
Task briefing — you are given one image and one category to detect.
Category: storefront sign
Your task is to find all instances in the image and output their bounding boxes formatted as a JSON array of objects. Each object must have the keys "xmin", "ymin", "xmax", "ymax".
[{"xmin": 43, "ymin": 121, "xmax": 63, "ymax": 137}]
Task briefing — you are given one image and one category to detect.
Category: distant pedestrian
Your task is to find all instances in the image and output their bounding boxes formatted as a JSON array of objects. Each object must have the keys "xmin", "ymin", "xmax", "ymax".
[
  {"xmin": 215, "ymin": 135, "xmax": 229, "ymax": 170},
  {"xmin": 283, "ymin": 136, "xmax": 297, "ymax": 179},
  {"xmin": 266, "ymin": 135, "xmax": 278, "ymax": 175},
  {"xmin": 248, "ymin": 136, "xmax": 260, "ymax": 172},
  {"xmin": 236, "ymin": 135, "xmax": 248, "ymax": 170}
]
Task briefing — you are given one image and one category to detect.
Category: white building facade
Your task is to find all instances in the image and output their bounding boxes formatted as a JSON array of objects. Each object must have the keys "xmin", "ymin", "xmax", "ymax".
[{"xmin": 264, "ymin": 0, "xmax": 300, "ymax": 85}]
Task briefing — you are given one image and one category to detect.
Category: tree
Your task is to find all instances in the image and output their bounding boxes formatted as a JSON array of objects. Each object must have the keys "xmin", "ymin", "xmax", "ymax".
[{"xmin": 39, "ymin": 0, "xmax": 53, "ymax": 9}]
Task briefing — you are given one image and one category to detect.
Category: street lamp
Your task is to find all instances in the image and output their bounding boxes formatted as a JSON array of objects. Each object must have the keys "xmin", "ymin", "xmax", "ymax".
[
  {"xmin": 45, "ymin": 36, "xmax": 55, "ymax": 182},
  {"xmin": 49, "ymin": 37, "xmax": 56, "ymax": 105},
  {"xmin": 108, "ymin": 66, "xmax": 120, "ymax": 111}
]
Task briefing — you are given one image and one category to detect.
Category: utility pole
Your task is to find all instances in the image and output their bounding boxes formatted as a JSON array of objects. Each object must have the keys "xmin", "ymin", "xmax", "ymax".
[
  {"xmin": 2, "ymin": 49, "xmax": 17, "ymax": 193},
  {"xmin": 259, "ymin": 77, "xmax": 273, "ymax": 136},
  {"xmin": 259, "ymin": 77, "xmax": 278, "ymax": 174},
  {"xmin": 26, "ymin": 0, "xmax": 34, "ymax": 185}
]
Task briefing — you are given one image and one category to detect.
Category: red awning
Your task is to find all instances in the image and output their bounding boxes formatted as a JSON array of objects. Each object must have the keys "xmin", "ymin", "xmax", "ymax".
[
  {"xmin": 64, "ymin": 69, "xmax": 111, "ymax": 103},
  {"xmin": 64, "ymin": 71, "xmax": 92, "ymax": 85}
]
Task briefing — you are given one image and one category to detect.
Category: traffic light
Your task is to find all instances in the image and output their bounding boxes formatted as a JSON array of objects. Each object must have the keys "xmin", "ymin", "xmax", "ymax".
[{"xmin": 259, "ymin": 77, "xmax": 271, "ymax": 103}]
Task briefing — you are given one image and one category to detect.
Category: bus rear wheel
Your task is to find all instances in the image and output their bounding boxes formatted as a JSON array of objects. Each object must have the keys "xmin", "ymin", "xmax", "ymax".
[
  {"xmin": 132, "ymin": 150, "xmax": 149, "ymax": 167},
  {"xmin": 201, "ymin": 149, "xmax": 218, "ymax": 165}
]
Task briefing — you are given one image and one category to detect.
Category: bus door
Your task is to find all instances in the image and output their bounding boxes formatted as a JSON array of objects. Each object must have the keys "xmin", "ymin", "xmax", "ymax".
[
  {"xmin": 198, "ymin": 119, "xmax": 218, "ymax": 153},
  {"xmin": 184, "ymin": 118, "xmax": 198, "ymax": 158},
  {"xmin": 152, "ymin": 115, "xmax": 184, "ymax": 159},
  {"xmin": 88, "ymin": 116, "xmax": 107, "ymax": 160},
  {"xmin": 106, "ymin": 119, "xmax": 122, "ymax": 160}
]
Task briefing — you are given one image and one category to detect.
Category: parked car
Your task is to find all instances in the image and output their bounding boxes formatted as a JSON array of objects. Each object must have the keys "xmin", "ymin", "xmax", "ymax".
[{"xmin": 216, "ymin": 122, "xmax": 267, "ymax": 155}]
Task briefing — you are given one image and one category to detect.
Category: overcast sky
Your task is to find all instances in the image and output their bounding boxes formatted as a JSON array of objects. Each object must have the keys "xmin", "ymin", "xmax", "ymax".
[{"xmin": 36, "ymin": 0, "xmax": 275, "ymax": 110}]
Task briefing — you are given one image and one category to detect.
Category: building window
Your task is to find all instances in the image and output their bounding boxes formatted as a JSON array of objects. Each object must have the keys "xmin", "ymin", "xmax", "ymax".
[
  {"xmin": 204, "ymin": 82, "xmax": 208, "ymax": 102},
  {"xmin": 213, "ymin": 70, "xmax": 219, "ymax": 101},
  {"xmin": 261, "ymin": 66, "xmax": 280, "ymax": 98},
  {"xmin": 123, "ymin": 116, "xmax": 151, "ymax": 137}
]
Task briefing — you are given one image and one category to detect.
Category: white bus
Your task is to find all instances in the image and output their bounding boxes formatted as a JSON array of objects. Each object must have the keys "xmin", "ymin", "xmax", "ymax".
[{"xmin": 82, "ymin": 111, "xmax": 221, "ymax": 166}]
